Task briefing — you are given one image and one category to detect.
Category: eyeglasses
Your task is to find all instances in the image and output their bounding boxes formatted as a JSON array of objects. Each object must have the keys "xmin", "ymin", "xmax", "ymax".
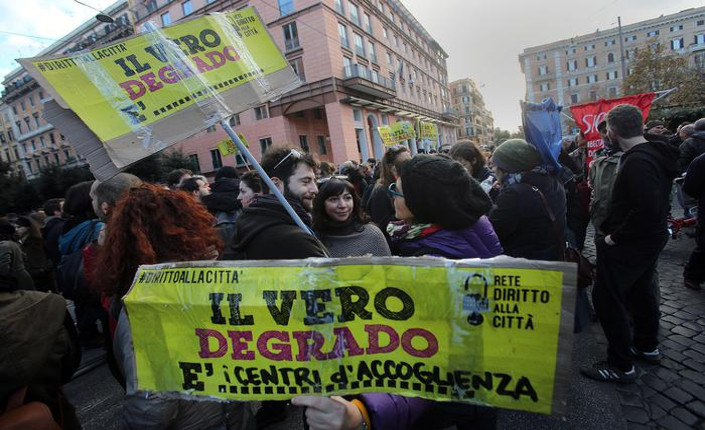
[
  {"xmin": 387, "ymin": 182, "xmax": 404, "ymax": 198},
  {"xmin": 272, "ymin": 149, "xmax": 303, "ymax": 171}
]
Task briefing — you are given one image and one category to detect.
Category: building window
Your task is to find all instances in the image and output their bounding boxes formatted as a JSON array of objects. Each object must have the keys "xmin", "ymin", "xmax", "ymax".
[
  {"xmin": 567, "ymin": 59, "xmax": 577, "ymax": 71},
  {"xmin": 363, "ymin": 13, "xmax": 371, "ymax": 33},
  {"xmin": 40, "ymin": 136, "xmax": 46, "ymax": 147},
  {"xmin": 29, "ymin": 95, "xmax": 35, "ymax": 107},
  {"xmin": 289, "ymin": 57, "xmax": 306, "ymax": 82},
  {"xmin": 283, "ymin": 22, "xmax": 299, "ymax": 50},
  {"xmin": 605, "ymin": 39, "xmax": 615, "ymax": 46},
  {"xmin": 229, "ymin": 114, "xmax": 240, "ymax": 127},
  {"xmin": 606, "ymin": 70, "xmax": 618, "ymax": 80},
  {"xmin": 382, "ymin": 27, "xmax": 388, "ymax": 38},
  {"xmin": 353, "ymin": 109, "xmax": 362, "ymax": 122},
  {"xmin": 368, "ymin": 41, "xmax": 377, "ymax": 63},
  {"xmin": 161, "ymin": 12, "xmax": 171, "ymax": 26},
  {"xmin": 54, "ymin": 153, "xmax": 60, "ymax": 164},
  {"xmin": 313, "ymin": 108, "xmax": 323, "ymax": 119},
  {"xmin": 335, "ymin": 0, "xmax": 344, "ymax": 14},
  {"xmin": 393, "ymin": 35, "xmax": 398, "ymax": 47},
  {"xmin": 343, "ymin": 57, "xmax": 352, "ymax": 77},
  {"xmin": 586, "ymin": 56, "xmax": 596, "ymax": 67},
  {"xmin": 188, "ymin": 154, "xmax": 200, "ymax": 171},
  {"xmin": 567, "ymin": 77, "xmax": 578, "ymax": 87},
  {"xmin": 625, "ymin": 35, "xmax": 637, "ymax": 42},
  {"xmin": 11, "ymin": 106, "xmax": 17, "ymax": 115},
  {"xmin": 299, "ymin": 135, "xmax": 309, "ymax": 152},
  {"xmin": 696, "ymin": 34, "xmax": 705, "ymax": 45},
  {"xmin": 570, "ymin": 94, "xmax": 579, "ymax": 104},
  {"xmin": 670, "ymin": 25, "xmax": 683, "ymax": 32},
  {"xmin": 607, "ymin": 53, "xmax": 615, "ymax": 63},
  {"xmin": 386, "ymin": 52, "xmax": 393, "ymax": 66},
  {"xmin": 210, "ymin": 149, "xmax": 223, "ymax": 170},
  {"xmin": 587, "ymin": 74, "xmax": 598, "ymax": 84},
  {"xmin": 349, "ymin": 2, "xmax": 360, "ymax": 26},
  {"xmin": 646, "ymin": 30, "xmax": 659, "ymax": 37},
  {"xmin": 49, "ymin": 133, "xmax": 55, "ymax": 144},
  {"xmin": 608, "ymin": 87, "xmax": 618, "ymax": 97},
  {"xmin": 584, "ymin": 44, "xmax": 595, "ymax": 51},
  {"xmin": 278, "ymin": 0, "xmax": 294, "ymax": 15},
  {"xmin": 539, "ymin": 83, "xmax": 550, "ymax": 92},
  {"xmin": 338, "ymin": 23, "xmax": 349, "ymax": 48},
  {"xmin": 20, "ymin": 101, "xmax": 26, "ymax": 111},
  {"xmin": 538, "ymin": 65, "xmax": 548, "ymax": 75},
  {"xmin": 33, "ymin": 113, "xmax": 40, "ymax": 127},
  {"xmin": 254, "ymin": 105, "xmax": 269, "ymax": 120},
  {"xmin": 698, "ymin": 20, "xmax": 705, "ymax": 26},
  {"xmin": 317, "ymin": 136, "xmax": 327, "ymax": 154},
  {"xmin": 671, "ymin": 38, "xmax": 684, "ymax": 50},
  {"xmin": 353, "ymin": 33, "xmax": 365, "ymax": 57},
  {"xmin": 182, "ymin": 0, "xmax": 193, "ymax": 15},
  {"xmin": 259, "ymin": 137, "xmax": 272, "ymax": 154}
]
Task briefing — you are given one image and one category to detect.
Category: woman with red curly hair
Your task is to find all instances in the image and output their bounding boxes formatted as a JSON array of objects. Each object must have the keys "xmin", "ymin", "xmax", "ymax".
[{"xmin": 93, "ymin": 184, "xmax": 254, "ymax": 430}]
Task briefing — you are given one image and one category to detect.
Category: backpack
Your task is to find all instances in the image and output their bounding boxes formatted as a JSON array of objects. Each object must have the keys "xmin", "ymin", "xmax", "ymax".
[
  {"xmin": 56, "ymin": 221, "xmax": 100, "ymax": 300},
  {"xmin": 214, "ymin": 210, "xmax": 241, "ymax": 252}
]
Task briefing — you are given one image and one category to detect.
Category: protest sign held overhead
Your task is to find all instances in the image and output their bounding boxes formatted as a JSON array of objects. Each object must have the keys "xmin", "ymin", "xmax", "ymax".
[
  {"xmin": 20, "ymin": 8, "xmax": 301, "ymax": 173},
  {"xmin": 124, "ymin": 256, "xmax": 576, "ymax": 416},
  {"xmin": 418, "ymin": 121, "xmax": 438, "ymax": 140},
  {"xmin": 378, "ymin": 121, "xmax": 416, "ymax": 145},
  {"xmin": 217, "ymin": 133, "xmax": 248, "ymax": 157},
  {"xmin": 569, "ymin": 93, "xmax": 654, "ymax": 165}
]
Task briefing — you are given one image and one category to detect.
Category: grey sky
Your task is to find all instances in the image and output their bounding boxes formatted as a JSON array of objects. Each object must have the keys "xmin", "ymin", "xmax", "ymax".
[
  {"xmin": 1, "ymin": 0, "xmax": 702, "ymax": 132},
  {"xmin": 402, "ymin": 0, "xmax": 703, "ymax": 131}
]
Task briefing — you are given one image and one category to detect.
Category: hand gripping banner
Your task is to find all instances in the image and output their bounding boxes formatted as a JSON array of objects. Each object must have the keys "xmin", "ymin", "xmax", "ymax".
[
  {"xmin": 20, "ymin": 8, "xmax": 300, "ymax": 176},
  {"xmin": 123, "ymin": 256, "xmax": 576, "ymax": 415}
]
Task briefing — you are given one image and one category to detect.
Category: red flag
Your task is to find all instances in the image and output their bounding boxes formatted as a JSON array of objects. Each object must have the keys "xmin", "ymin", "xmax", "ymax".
[{"xmin": 569, "ymin": 92, "xmax": 655, "ymax": 166}]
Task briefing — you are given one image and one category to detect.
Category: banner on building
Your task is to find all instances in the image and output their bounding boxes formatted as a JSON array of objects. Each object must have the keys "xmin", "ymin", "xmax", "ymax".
[
  {"xmin": 216, "ymin": 133, "xmax": 248, "ymax": 157},
  {"xmin": 378, "ymin": 121, "xmax": 416, "ymax": 145},
  {"xmin": 125, "ymin": 257, "xmax": 576, "ymax": 415},
  {"xmin": 569, "ymin": 93, "xmax": 655, "ymax": 166},
  {"xmin": 418, "ymin": 121, "xmax": 438, "ymax": 140},
  {"xmin": 20, "ymin": 8, "xmax": 300, "ymax": 171}
]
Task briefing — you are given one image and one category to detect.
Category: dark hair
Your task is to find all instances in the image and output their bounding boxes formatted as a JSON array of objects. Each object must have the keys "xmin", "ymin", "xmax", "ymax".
[
  {"xmin": 319, "ymin": 162, "xmax": 336, "ymax": 178},
  {"xmin": 694, "ymin": 118, "xmax": 705, "ymax": 132},
  {"xmin": 63, "ymin": 181, "xmax": 96, "ymax": 220},
  {"xmin": 607, "ymin": 104, "xmax": 644, "ymax": 139},
  {"xmin": 0, "ymin": 218, "xmax": 15, "ymax": 240},
  {"xmin": 261, "ymin": 147, "xmax": 316, "ymax": 187},
  {"xmin": 179, "ymin": 177, "xmax": 203, "ymax": 193},
  {"xmin": 449, "ymin": 140, "xmax": 486, "ymax": 178},
  {"xmin": 240, "ymin": 171, "xmax": 266, "ymax": 193},
  {"xmin": 312, "ymin": 178, "xmax": 369, "ymax": 239},
  {"xmin": 398, "ymin": 155, "xmax": 492, "ymax": 230},
  {"xmin": 43, "ymin": 198, "xmax": 64, "ymax": 216},
  {"xmin": 94, "ymin": 173, "xmax": 143, "ymax": 209},
  {"xmin": 215, "ymin": 166, "xmax": 240, "ymax": 181},
  {"xmin": 93, "ymin": 184, "xmax": 222, "ymax": 298},
  {"xmin": 377, "ymin": 145, "xmax": 409, "ymax": 187},
  {"xmin": 166, "ymin": 168, "xmax": 192, "ymax": 188}
]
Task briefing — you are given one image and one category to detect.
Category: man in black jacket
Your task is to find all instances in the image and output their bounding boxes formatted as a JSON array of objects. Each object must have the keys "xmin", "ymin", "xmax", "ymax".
[
  {"xmin": 678, "ymin": 118, "xmax": 705, "ymax": 173},
  {"xmin": 683, "ymin": 153, "xmax": 705, "ymax": 290},
  {"xmin": 581, "ymin": 104, "xmax": 679, "ymax": 383},
  {"xmin": 223, "ymin": 147, "xmax": 327, "ymax": 428}
]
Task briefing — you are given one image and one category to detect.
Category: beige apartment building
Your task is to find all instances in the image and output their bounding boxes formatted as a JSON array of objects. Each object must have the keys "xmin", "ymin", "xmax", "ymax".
[
  {"xmin": 519, "ymin": 6, "xmax": 705, "ymax": 132},
  {"xmin": 0, "ymin": 1, "xmax": 133, "ymax": 179},
  {"xmin": 129, "ymin": 0, "xmax": 457, "ymax": 172},
  {"xmin": 449, "ymin": 78, "xmax": 494, "ymax": 145}
]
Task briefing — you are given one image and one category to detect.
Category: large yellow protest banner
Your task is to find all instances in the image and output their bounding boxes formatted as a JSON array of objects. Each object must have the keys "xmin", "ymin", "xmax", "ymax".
[
  {"xmin": 378, "ymin": 121, "xmax": 416, "ymax": 146},
  {"xmin": 124, "ymin": 257, "xmax": 575, "ymax": 415},
  {"xmin": 20, "ymin": 8, "xmax": 300, "ymax": 169},
  {"xmin": 418, "ymin": 121, "xmax": 438, "ymax": 140}
]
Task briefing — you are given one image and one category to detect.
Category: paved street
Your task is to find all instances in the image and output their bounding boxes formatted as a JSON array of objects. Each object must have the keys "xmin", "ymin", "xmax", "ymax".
[{"xmin": 64, "ymin": 227, "xmax": 705, "ymax": 429}]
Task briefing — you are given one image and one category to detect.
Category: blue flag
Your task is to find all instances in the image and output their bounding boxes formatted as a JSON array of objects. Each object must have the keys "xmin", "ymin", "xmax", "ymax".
[{"xmin": 522, "ymin": 98, "xmax": 563, "ymax": 174}]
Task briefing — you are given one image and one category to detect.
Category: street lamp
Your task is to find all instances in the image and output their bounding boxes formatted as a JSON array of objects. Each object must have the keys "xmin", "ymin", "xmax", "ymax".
[{"xmin": 72, "ymin": 0, "xmax": 115, "ymax": 23}]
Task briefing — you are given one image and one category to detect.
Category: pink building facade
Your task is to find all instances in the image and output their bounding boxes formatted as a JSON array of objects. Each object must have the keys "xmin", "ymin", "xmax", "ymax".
[{"xmin": 130, "ymin": 0, "xmax": 458, "ymax": 174}]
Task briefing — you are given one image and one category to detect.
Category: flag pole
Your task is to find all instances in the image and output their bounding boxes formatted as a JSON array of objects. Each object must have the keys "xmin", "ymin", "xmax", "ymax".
[{"xmin": 219, "ymin": 120, "xmax": 313, "ymax": 236}]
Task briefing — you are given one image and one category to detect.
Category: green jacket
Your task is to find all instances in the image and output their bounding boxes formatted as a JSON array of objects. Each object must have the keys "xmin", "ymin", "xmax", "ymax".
[{"xmin": 589, "ymin": 152, "xmax": 622, "ymax": 237}]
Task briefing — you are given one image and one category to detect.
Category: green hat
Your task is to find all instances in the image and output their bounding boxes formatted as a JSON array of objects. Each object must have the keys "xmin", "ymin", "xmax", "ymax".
[{"xmin": 491, "ymin": 139, "xmax": 542, "ymax": 173}]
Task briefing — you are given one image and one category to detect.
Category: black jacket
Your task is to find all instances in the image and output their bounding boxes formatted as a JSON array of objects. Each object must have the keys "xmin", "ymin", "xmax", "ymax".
[
  {"xmin": 601, "ymin": 140, "xmax": 679, "ymax": 245},
  {"xmin": 489, "ymin": 171, "xmax": 567, "ymax": 261},
  {"xmin": 366, "ymin": 184, "xmax": 395, "ymax": 236},
  {"xmin": 224, "ymin": 194, "xmax": 327, "ymax": 260},
  {"xmin": 678, "ymin": 131, "xmax": 705, "ymax": 173},
  {"xmin": 683, "ymin": 153, "xmax": 705, "ymax": 220},
  {"xmin": 202, "ymin": 178, "xmax": 242, "ymax": 214}
]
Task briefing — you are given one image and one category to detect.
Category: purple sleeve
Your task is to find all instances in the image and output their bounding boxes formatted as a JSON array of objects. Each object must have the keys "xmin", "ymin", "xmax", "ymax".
[{"xmin": 357, "ymin": 394, "xmax": 433, "ymax": 430}]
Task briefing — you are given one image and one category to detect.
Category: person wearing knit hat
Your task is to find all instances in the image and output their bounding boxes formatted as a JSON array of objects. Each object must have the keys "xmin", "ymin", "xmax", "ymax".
[
  {"xmin": 489, "ymin": 139, "xmax": 567, "ymax": 262},
  {"xmin": 491, "ymin": 138, "xmax": 543, "ymax": 175},
  {"xmin": 386, "ymin": 155, "xmax": 502, "ymax": 258}
]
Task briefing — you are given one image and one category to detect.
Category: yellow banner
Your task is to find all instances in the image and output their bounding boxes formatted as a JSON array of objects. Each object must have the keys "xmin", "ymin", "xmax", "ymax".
[
  {"xmin": 216, "ymin": 133, "xmax": 248, "ymax": 157},
  {"xmin": 378, "ymin": 121, "xmax": 416, "ymax": 146},
  {"xmin": 20, "ymin": 8, "xmax": 299, "ymax": 169},
  {"xmin": 419, "ymin": 121, "xmax": 438, "ymax": 140},
  {"xmin": 124, "ymin": 257, "xmax": 575, "ymax": 415}
]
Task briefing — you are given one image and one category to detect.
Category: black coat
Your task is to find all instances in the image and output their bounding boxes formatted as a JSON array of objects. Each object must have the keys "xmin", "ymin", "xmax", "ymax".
[
  {"xmin": 224, "ymin": 194, "xmax": 327, "ymax": 260},
  {"xmin": 601, "ymin": 140, "xmax": 679, "ymax": 245},
  {"xmin": 366, "ymin": 184, "xmax": 395, "ymax": 236},
  {"xmin": 683, "ymin": 152, "xmax": 705, "ymax": 221},
  {"xmin": 678, "ymin": 131, "xmax": 705, "ymax": 173},
  {"xmin": 489, "ymin": 171, "xmax": 567, "ymax": 261}
]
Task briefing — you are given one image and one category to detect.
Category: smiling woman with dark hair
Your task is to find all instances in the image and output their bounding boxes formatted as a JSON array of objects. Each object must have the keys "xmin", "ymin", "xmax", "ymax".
[{"xmin": 312, "ymin": 178, "xmax": 390, "ymax": 257}]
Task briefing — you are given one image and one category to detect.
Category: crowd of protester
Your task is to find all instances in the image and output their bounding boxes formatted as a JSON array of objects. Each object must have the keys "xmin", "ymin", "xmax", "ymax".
[{"xmin": 0, "ymin": 103, "xmax": 703, "ymax": 429}]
